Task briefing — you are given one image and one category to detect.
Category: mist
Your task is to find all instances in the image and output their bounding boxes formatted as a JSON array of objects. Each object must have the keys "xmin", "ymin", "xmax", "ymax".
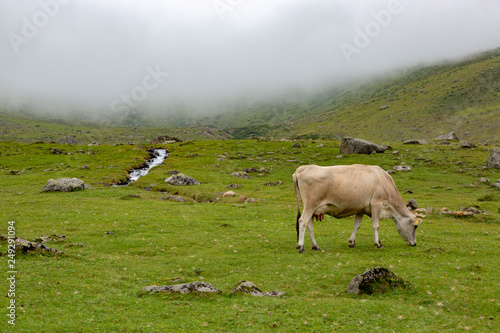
[{"xmin": 1, "ymin": 0, "xmax": 500, "ymax": 120}]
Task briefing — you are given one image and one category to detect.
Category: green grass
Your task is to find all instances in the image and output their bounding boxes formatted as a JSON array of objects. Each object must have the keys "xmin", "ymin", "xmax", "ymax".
[{"xmin": 1, "ymin": 140, "xmax": 499, "ymax": 332}]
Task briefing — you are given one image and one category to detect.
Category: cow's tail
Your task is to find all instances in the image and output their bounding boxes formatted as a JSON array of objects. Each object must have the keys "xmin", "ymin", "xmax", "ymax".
[{"xmin": 293, "ymin": 173, "xmax": 301, "ymax": 242}]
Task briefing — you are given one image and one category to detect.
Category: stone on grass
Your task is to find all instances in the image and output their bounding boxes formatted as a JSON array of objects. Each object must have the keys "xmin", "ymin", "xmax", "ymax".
[
  {"xmin": 460, "ymin": 141, "xmax": 476, "ymax": 149},
  {"xmin": 42, "ymin": 178, "xmax": 92, "ymax": 192},
  {"xmin": 347, "ymin": 267, "xmax": 409, "ymax": 295},
  {"xmin": 142, "ymin": 282, "xmax": 221, "ymax": 294},
  {"xmin": 393, "ymin": 166, "xmax": 412, "ymax": 172},
  {"xmin": 231, "ymin": 172, "xmax": 251, "ymax": 179},
  {"xmin": 406, "ymin": 199, "xmax": 418, "ymax": 211},
  {"xmin": 403, "ymin": 139, "xmax": 428, "ymax": 145},
  {"xmin": 161, "ymin": 195, "xmax": 185, "ymax": 202},
  {"xmin": 340, "ymin": 137, "xmax": 388, "ymax": 155},
  {"xmin": 165, "ymin": 173, "xmax": 200, "ymax": 186},
  {"xmin": 486, "ymin": 149, "xmax": 500, "ymax": 169},
  {"xmin": 435, "ymin": 131, "xmax": 459, "ymax": 141},
  {"xmin": 231, "ymin": 281, "xmax": 285, "ymax": 297},
  {"xmin": 223, "ymin": 191, "xmax": 236, "ymax": 197},
  {"xmin": 14, "ymin": 237, "xmax": 66, "ymax": 255}
]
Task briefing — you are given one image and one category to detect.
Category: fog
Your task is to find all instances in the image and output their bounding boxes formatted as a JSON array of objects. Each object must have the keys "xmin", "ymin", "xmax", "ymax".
[{"xmin": 1, "ymin": 0, "xmax": 500, "ymax": 119}]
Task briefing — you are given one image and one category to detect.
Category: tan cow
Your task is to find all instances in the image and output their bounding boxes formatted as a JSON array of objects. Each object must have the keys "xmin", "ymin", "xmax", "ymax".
[{"xmin": 293, "ymin": 164, "xmax": 421, "ymax": 253}]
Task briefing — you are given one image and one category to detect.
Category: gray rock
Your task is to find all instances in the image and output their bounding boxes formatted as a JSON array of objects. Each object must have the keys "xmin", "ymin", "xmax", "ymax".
[
  {"xmin": 291, "ymin": 142, "xmax": 301, "ymax": 148},
  {"xmin": 14, "ymin": 237, "xmax": 65, "ymax": 255},
  {"xmin": 393, "ymin": 166, "xmax": 412, "ymax": 172},
  {"xmin": 161, "ymin": 195, "xmax": 185, "ymax": 202},
  {"xmin": 486, "ymin": 148, "xmax": 500, "ymax": 169},
  {"xmin": 340, "ymin": 137, "xmax": 388, "ymax": 155},
  {"xmin": 226, "ymin": 184, "xmax": 242, "ymax": 189},
  {"xmin": 231, "ymin": 172, "xmax": 251, "ymax": 179},
  {"xmin": 406, "ymin": 198, "xmax": 418, "ymax": 211},
  {"xmin": 435, "ymin": 131, "xmax": 459, "ymax": 141},
  {"xmin": 403, "ymin": 139, "xmax": 428, "ymax": 145},
  {"xmin": 42, "ymin": 178, "xmax": 88, "ymax": 192},
  {"xmin": 347, "ymin": 267, "xmax": 408, "ymax": 295},
  {"xmin": 165, "ymin": 173, "xmax": 200, "ymax": 186},
  {"xmin": 143, "ymin": 282, "xmax": 221, "ymax": 294},
  {"xmin": 50, "ymin": 147, "xmax": 64, "ymax": 154},
  {"xmin": 231, "ymin": 281, "xmax": 285, "ymax": 297},
  {"xmin": 460, "ymin": 141, "xmax": 476, "ymax": 149}
]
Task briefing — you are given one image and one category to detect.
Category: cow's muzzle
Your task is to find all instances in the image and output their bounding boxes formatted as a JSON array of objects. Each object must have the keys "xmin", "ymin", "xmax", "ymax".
[{"xmin": 406, "ymin": 241, "xmax": 417, "ymax": 247}]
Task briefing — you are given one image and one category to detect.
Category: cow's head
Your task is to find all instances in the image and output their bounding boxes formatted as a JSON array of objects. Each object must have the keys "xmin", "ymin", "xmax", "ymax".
[{"xmin": 394, "ymin": 215, "xmax": 421, "ymax": 246}]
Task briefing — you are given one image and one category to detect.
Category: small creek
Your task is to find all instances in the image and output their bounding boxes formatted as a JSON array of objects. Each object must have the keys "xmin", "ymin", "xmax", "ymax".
[{"xmin": 124, "ymin": 148, "xmax": 168, "ymax": 185}]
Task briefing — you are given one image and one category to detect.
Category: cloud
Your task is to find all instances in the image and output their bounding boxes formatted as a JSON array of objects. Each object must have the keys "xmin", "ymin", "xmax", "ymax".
[{"xmin": 1, "ymin": 0, "xmax": 499, "ymax": 116}]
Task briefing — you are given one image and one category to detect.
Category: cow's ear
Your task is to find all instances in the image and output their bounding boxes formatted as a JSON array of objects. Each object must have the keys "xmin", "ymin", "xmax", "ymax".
[{"xmin": 413, "ymin": 218, "xmax": 422, "ymax": 226}]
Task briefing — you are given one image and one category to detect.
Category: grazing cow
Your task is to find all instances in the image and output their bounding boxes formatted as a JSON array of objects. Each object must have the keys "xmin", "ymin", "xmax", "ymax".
[{"xmin": 293, "ymin": 164, "xmax": 421, "ymax": 253}]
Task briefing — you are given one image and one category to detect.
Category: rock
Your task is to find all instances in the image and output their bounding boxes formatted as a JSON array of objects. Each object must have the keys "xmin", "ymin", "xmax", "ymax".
[
  {"xmin": 264, "ymin": 181, "xmax": 283, "ymax": 186},
  {"xmin": 231, "ymin": 281, "xmax": 285, "ymax": 297},
  {"xmin": 161, "ymin": 195, "xmax": 185, "ymax": 202},
  {"xmin": 435, "ymin": 131, "xmax": 459, "ymax": 141},
  {"xmin": 403, "ymin": 139, "xmax": 428, "ymax": 145},
  {"xmin": 486, "ymin": 148, "xmax": 500, "ymax": 169},
  {"xmin": 223, "ymin": 191, "xmax": 236, "ymax": 197},
  {"xmin": 340, "ymin": 137, "xmax": 388, "ymax": 155},
  {"xmin": 14, "ymin": 237, "xmax": 65, "ymax": 254},
  {"xmin": 426, "ymin": 207, "xmax": 434, "ymax": 215},
  {"xmin": 151, "ymin": 135, "xmax": 182, "ymax": 144},
  {"xmin": 165, "ymin": 173, "xmax": 200, "ymax": 186},
  {"xmin": 379, "ymin": 105, "xmax": 389, "ymax": 110},
  {"xmin": 245, "ymin": 198, "xmax": 256, "ymax": 203},
  {"xmin": 346, "ymin": 267, "xmax": 409, "ymax": 295},
  {"xmin": 166, "ymin": 170, "xmax": 180, "ymax": 175},
  {"xmin": 238, "ymin": 195, "xmax": 246, "ymax": 202},
  {"xmin": 406, "ymin": 199, "xmax": 418, "ymax": 211},
  {"xmin": 50, "ymin": 147, "xmax": 64, "ymax": 154},
  {"xmin": 393, "ymin": 166, "xmax": 412, "ymax": 172},
  {"xmin": 231, "ymin": 172, "xmax": 251, "ymax": 179},
  {"xmin": 479, "ymin": 177, "xmax": 490, "ymax": 184},
  {"xmin": 460, "ymin": 141, "xmax": 476, "ymax": 148},
  {"xmin": 291, "ymin": 142, "xmax": 301, "ymax": 148},
  {"xmin": 42, "ymin": 178, "xmax": 88, "ymax": 192},
  {"xmin": 34, "ymin": 235, "xmax": 66, "ymax": 243},
  {"xmin": 244, "ymin": 167, "xmax": 257, "ymax": 173},
  {"xmin": 226, "ymin": 184, "xmax": 242, "ymax": 189},
  {"xmin": 258, "ymin": 167, "xmax": 268, "ymax": 173},
  {"xmin": 386, "ymin": 169, "xmax": 396, "ymax": 174},
  {"xmin": 80, "ymin": 165, "xmax": 90, "ymax": 169},
  {"xmin": 335, "ymin": 155, "xmax": 343, "ymax": 159},
  {"xmin": 143, "ymin": 282, "xmax": 221, "ymax": 294},
  {"xmin": 491, "ymin": 180, "xmax": 500, "ymax": 189}
]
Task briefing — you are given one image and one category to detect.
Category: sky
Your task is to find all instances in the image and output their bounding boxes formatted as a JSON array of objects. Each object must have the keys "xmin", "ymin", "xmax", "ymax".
[{"xmin": 1, "ymin": 0, "xmax": 500, "ymax": 117}]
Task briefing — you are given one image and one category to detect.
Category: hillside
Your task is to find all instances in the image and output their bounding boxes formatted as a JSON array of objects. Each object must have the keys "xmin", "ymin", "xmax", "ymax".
[
  {"xmin": 207, "ymin": 48, "xmax": 499, "ymax": 142},
  {"xmin": 0, "ymin": 48, "xmax": 499, "ymax": 144}
]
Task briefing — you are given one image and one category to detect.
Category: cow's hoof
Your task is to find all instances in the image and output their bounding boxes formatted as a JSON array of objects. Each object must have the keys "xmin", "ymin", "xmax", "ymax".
[
  {"xmin": 296, "ymin": 245, "xmax": 301, "ymax": 249},
  {"xmin": 375, "ymin": 244, "xmax": 385, "ymax": 249},
  {"xmin": 348, "ymin": 242, "xmax": 356, "ymax": 248},
  {"xmin": 298, "ymin": 248, "xmax": 305, "ymax": 253},
  {"xmin": 312, "ymin": 246, "xmax": 321, "ymax": 251}
]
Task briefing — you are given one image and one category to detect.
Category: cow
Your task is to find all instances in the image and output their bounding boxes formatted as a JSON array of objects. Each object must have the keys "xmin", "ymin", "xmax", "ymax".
[{"xmin": 293, "ymin": 164, "xmax": 421, "ymax": 253}]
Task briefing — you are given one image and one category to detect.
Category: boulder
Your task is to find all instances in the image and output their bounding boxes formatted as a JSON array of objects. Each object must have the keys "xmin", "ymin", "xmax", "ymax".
[
  {"xmin": 406, "ymin": 199, "xmax": 418, "ymax": 211},
  {"xmin": 14, "ymin": 237, "xmax": 66, "ymax": 255},
  {"xmin": 165, "ymin": 173, "xmax": 200, "ymax": 186},
  {"xmin": 223, "ymin": 191, "xmax": 236, "ymax": 197},
  {"xmin": 142, "ymin": 282, "xmax": 221, "ymax": 294},
  {"xmin": 460, "ymin": 141, "xmax": 476, "ymax": 149},
  {"xmin": 403, "ymin": 139, "xmax": 428, "ymax": 145},
  {"xmin": 231, "ymin": 281, "xmax": 285, "ymax": 297},
  {"xmin": 347, "ymin": 267, "xmax": 409, "ymax": 295},
  {"xmin": 393, "ymin": 166, "xmax": 412, "ymax": 172},
  {"xmin": 486, "ymin": 149, "xmax": 500, "ymax": 169},
  {"xmin": 42, "ymin": 178, "xmax": 91, "ymax": 192},
  {"xmin": 231, "ymin": 172, "xmax": 251, "ymax": 179},
  {"xmin": 340, "ymin": 137, "xmax": 388, "ymax": 155},
  {"xmin": 435, "ymin": 131, "xmax": 459, "ymax": 141}
]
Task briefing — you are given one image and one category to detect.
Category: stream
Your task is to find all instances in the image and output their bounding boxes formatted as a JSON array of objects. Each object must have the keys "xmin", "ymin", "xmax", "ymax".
[{"xmin": 125, "ymin": 148, "xmax": 168, "ymax": 184}]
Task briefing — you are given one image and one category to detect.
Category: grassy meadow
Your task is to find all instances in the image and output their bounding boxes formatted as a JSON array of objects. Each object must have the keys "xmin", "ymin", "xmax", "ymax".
[{"xmin": 1, "ymin": 139, "xmax": 499, "ymax": 332}]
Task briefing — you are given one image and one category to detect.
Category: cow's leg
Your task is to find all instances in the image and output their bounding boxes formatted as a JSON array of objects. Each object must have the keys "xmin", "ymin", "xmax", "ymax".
[
  {"xmin": 348, "ymin": 213, "xmax": 363, "ymax": 248},
  {"xmin": 371, "ymin": 213, "xmax": 384, "ymax": 248},
  {"xmin": 297, "ymin": 211, "xmax": 314, "ymax": 253},
  {"xmin": 307, "ymin": 221, "xmax": 320, "ymax": 251}
]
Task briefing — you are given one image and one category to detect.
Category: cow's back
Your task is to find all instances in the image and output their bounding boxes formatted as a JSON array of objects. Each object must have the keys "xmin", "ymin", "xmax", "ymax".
[{"xmin": 294, "ymin": 164, "xmax": 402, "ymax": 217}]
